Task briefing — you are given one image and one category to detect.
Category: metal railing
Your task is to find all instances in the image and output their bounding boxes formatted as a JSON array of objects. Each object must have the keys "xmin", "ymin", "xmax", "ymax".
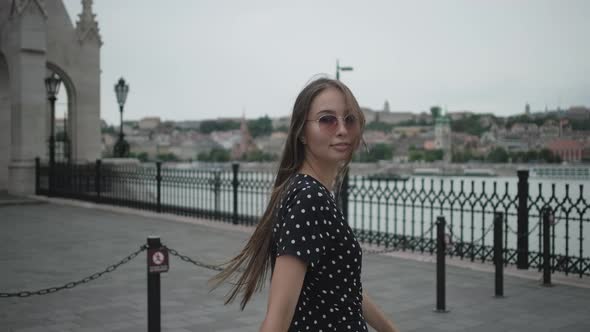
[{"xmin": 35, "ymin": 158, "xmax": 590, "ymax": 277}]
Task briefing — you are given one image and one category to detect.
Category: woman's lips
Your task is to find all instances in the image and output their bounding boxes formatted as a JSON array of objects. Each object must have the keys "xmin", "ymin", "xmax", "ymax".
[{"xmin": 331, "ymin": 143, "xmax": 351, "ymax": 152}]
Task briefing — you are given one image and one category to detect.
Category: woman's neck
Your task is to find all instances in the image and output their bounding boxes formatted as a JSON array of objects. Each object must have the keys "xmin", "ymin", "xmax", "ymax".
[{"xmin": 298, "ymin": 159, "xmax": 339, "ymax": 191}]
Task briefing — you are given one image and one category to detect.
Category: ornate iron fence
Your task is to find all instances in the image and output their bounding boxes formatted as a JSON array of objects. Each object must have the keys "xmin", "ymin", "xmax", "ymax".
[{"xmin": 35, "ymin": 158, "xmax": 590, "ymax": 277}]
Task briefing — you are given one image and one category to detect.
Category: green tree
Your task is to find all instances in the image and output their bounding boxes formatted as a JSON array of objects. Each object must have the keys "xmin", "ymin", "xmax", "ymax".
[
  {"xmin": 487, "ymin": 147, "xmax": 509, "ymax": 163},
  {"xmin": 524, "ymin": 150, "xmax": 539, "ymax": 162},
  {"xmin": 570, "ymin": 119, "xmax": 590, "ymax": 131},
  {"xmin": 356, "ymin": 143, "xmax": 394, "ymax": 162},
  {"xmin": 451, "ymin": 114, "xmax": 490, "ymax": 136},
  {"xmin": 365, "ymin": 121, "xmax": 394, "ymax": 133},
  {"xmin": 199, "ymin": 120, "xmax": 240, "ymax": 134},
  {"xmin": 129, "ymin": 151, "xmax": 149, "ymax": 162},
  {"xmin": 424, "ymin": 149, "xmax": 444, "ymax": 162},
  {"xmin": 275, "ymin": 125, "xmax": 289, "ymax": 133},
  {"xmin": 539, "ymin": 148, "xmax": 561, "ymax": 163},
  {"xmin": 157, "ymin": 153, "xmax": 179, "ymax": 162},
  {"xmin": 248, "ymin": 116, "xmax": 273, "ymax": 137},
  {"xmin": 197, "ymin": 148, "xmax": 231, "ymax": 162},
  {"xmin": 242, "ymin": 150, "xmax": 277, "ymax": 162},
  {"xmin": 452, "ymin": 149, "xmax": 478, "ymax": 163},
  {"xmin": 101, "ymin": 125, "xmax": 117, "ymax": 135}
]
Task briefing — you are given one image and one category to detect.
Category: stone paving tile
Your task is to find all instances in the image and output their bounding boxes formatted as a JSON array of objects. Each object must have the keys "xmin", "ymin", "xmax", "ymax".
[{"xmin": 2, "ymin": 203, "xmax": 590, "ymax": 331}]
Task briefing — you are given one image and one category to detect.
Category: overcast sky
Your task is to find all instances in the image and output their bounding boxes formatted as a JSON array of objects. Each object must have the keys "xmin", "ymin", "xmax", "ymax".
[{"xmin": 62, "ymin": 0, "xmax": 590, "ymax": 125}]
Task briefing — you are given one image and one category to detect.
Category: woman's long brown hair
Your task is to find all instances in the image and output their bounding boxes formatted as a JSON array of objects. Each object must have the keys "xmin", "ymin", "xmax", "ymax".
[{"xmin": 208, "ymin": 77, "xmax": 366, "ymax": 310}]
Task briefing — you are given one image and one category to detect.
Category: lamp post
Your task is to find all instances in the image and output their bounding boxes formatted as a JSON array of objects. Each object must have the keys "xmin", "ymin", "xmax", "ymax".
[
  {"xmin": 113, "ymin": 77, "xmax": 130, "ymax": 157},
  {"xmin": 336, "ymin": 59, "xmax": 353, "ymax": 81},
  {"xmin": 45, "ymin": 72, "xmax": 62, "ymax": 195},
  {"xmin": 63, "ymin": 111, "xmax": 69, "ymax": 162}
]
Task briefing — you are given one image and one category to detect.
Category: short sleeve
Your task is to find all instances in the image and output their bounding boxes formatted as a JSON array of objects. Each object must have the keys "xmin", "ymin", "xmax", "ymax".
[{"xmin": 275, "ymin": 186, "xmax": 329, "ymax": 267}]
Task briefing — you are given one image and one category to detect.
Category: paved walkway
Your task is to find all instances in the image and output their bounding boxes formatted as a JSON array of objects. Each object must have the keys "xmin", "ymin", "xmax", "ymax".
[{"xmin": 1, "ymin": 200, "xmax": 590, "ymax": 332}]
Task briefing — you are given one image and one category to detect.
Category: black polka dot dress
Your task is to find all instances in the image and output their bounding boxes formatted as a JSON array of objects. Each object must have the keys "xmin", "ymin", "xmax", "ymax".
[{"xmin": 271, "ymin": 173, "xmax": 368, "ymax": 332}]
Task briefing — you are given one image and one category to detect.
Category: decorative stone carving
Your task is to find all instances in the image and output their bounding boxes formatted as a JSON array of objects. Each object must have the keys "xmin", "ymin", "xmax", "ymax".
[
  {"xmin": 76, "ymin": 0, "xmax": 102, "ymax": 45},
  {"xmin": 10, "ymin": 0, "xmax": 48, "ymax": 18}
]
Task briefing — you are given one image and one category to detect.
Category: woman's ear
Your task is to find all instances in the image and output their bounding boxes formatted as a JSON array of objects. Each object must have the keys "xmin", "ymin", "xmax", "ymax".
[{"xmin": 299, "ymin": 136, "xmax": 306, "ymax": 144}]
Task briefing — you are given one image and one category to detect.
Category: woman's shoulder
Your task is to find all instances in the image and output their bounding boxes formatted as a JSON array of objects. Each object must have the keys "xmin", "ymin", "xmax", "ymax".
[{"xmin": 283, "ymin": 173, "xmax": 332, "ymax": 204}]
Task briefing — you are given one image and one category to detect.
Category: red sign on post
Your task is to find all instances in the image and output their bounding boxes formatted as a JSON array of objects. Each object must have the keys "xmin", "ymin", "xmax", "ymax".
[{"xmin": 148, "ymin": 247, "xmax": 169, "ymax": 273}]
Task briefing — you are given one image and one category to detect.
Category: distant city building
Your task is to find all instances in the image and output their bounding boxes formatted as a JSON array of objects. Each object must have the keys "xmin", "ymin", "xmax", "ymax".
[
  {"xmin": 272, "ymin": 116, "xmax": 291, "ymax": 130},
  {"xmin": 231, "ymin": 116, "xmax": 257, "ymax": 160},
  {"xmin": 137, "ymin": 117, "xmax": 161, "ymax": 130},
  {"xmin": 448, "ymin": 111, "xmax": 474, "ymax": 121},
  {"xmin": 539, "ymin": 120, "xmax": 561, "ymax": 138},
  {"xmin": 211, "ymin": 130, "xmax": 242, "ymax": 150},
  {"xmin": 434, "ymin": 111, "xmax": 452, "ymax": 162},
  {"xmin": 423, "ymin": 140, "xmax": 437, "ymax": 150},
  {"xmin": 138, "ymin": 117, "xmax": 161, "ymax": 130},
  {"xmin": 510, "ymin": 123, "xmax": 539, "ymax": 135},
  {"xmin": 363, "ymin": 130, "xmax": 391, "ymax": 146},
  {"xmin": 175, "ymin": 120, "xmax": 202, "ymax": 130},
  {"xmin": 546, "ymin": 139, "xmax": 584, "ymax": 162},
  {"xmin": 496, "ymin": 136, "xmax": 529, "ymax": 152},
  {"xmin": 392, "ymin": 126, "xmax": 430, "ymax": 138},
  {"xmin": 565, "ymin": 106, "xmax": 590, "ymax": 121},
  {"xmin": 361, "ymin": 107, "xmax": 414, "ymax": 124},
  {"xmin": 255, "ymin": 131, "xmax": 287, "ymax": 157}
]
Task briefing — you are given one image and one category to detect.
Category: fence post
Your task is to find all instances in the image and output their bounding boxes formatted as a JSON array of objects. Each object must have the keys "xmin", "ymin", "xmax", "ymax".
[
  {"xmin": 341, "ymin": 169, "xmax": 349, "ymax": 223},
  {"xmin": 156, "ymin": 162, "xmax": 162, "ymax": 213},
  {"xmin": 232, "ymin": 163, "xmax": 239, "ymax": 225},
  {"xmin": 516, "ymin": 169, "xmax": 529, "ymax": 269},
  {"xmin": 147, "ymin": 236, "xmax": 162, "ymax": 332},
  {"xmin": 542, "ymin": 207, "xmax": 553, "ymax": 286},
  {"xmin": 35, "ymin": 157, "xmax": 40, "ymax": 195},
  {"xmin": 493, "ymin": 211, "xmax": 504, "ymax": 297},
  {"xmin": 214, "ymin": 169, "xmax": 221, "ymax": 218},
  {"xmin": 95, "ymin": 159, "xmax": 102, "ymax": 203},
  {"xmin": 435, "ymin": 216, "xmax": 448, "ymax": 313}
]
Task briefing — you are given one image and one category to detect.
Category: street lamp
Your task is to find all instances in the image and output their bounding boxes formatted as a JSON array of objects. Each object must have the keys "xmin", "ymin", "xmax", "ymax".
[
  {"xmin": 336, "ymin": 59, "xmax": 353, "ymax": 81},
  {"xmin": 45, "ymin": 72, "xmax": 62, "ymax": 195},
  {"xmin": 113, "ymin": 77, "xmax": 130, "ymax": 157},
  {"xmin": 45, "ymin": 73, "xmax": 62, "ymax": 163}
]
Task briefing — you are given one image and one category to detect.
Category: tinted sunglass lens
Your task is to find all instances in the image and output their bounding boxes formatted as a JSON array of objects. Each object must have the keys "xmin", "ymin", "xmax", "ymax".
[
  {"xmin": 319, "ymin": 115, "xmax": 338, "ymax": 130},
  {"xmin": 345, "ymin": 115, "xmax": 357, "ymax": 125}
]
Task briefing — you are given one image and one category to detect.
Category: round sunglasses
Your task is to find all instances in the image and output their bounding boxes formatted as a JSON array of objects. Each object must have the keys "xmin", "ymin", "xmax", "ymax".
[{"xmin": 305, "ymin": 114, "xmax": 359, "ymax": 133}]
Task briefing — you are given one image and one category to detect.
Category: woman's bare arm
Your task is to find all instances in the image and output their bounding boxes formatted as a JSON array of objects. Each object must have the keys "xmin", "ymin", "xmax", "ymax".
[
  {"xmin": 259, "ymin": 255, "xmax": 307, "ymax": 332},
  {"xmin": 362, "ymin": 289, "xmax": 400, "ymax": 332}
]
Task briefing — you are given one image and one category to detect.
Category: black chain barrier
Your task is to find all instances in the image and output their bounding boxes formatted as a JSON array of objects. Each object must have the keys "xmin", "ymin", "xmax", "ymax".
[
  {"xmin": 164, "ymin": 246, "xmax": 227, "ymax": 272},
  {"xmin": 445, "ymin": 222, "xmax": 495, "ymax": 246},
  {"xmin": 0, "ymin": 245, "xmax": 147, "ymax": 298},
  {"xmin": 506, "ymin": 221, "xmax": 542, "ymax": 238},
  {"xmin": 363, "ymin": 223, "xmax": 437, "ymax": 255}
]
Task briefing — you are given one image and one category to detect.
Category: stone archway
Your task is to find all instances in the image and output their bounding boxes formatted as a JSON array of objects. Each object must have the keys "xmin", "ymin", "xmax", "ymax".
[
  {"xmin": 46, "ymin": 62, "xmax": 76, "ymax": 163},
  {"xmin": 0, "ymin": 0, "xmax": 102, "ymax": 195}
]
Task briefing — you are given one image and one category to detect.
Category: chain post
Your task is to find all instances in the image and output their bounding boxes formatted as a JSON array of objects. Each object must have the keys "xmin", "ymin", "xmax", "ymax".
[
  {"xmin": 232, "ymin": 163, "xmax": 239, "ymax": 225},
  {"xmin": 493, "ymin": 211, "xmax": 504, "ymax": 297},
  {"xmin": 516, "ymin": 169, "xmax": 529, "ymax": 269},
  {"xmin": 35, "ymin": 157, "xmax": 41, "ymax": 195},
  {"xmin": 95, "ymin": 159, "xmax": 102, "ymax": 202},
  {"xmin": 156, "ymin": 162, "xmax": 162, "ymax": 213},
  {"xmin": 147, "ymin": 236, "xmax": 162, "ymax": 332},
  {"xmin": 542, "ymin": 207, "xmax": 553, "ymax": 287},
  {"xmin": 435, "ymin": 216, "xmax": 448, "ymax": 313}
]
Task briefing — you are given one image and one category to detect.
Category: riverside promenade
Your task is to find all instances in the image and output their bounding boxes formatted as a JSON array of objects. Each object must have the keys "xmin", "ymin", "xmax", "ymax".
[{"xmin": 1, "ymin": 198, "xmax": 590, "ymax": 332}]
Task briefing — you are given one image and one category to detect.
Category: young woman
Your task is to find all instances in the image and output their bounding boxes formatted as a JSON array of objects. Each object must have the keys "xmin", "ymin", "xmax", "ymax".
[{"xmin": 211, "ymin": 77, "xmax": 399, "ymax": 332}]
